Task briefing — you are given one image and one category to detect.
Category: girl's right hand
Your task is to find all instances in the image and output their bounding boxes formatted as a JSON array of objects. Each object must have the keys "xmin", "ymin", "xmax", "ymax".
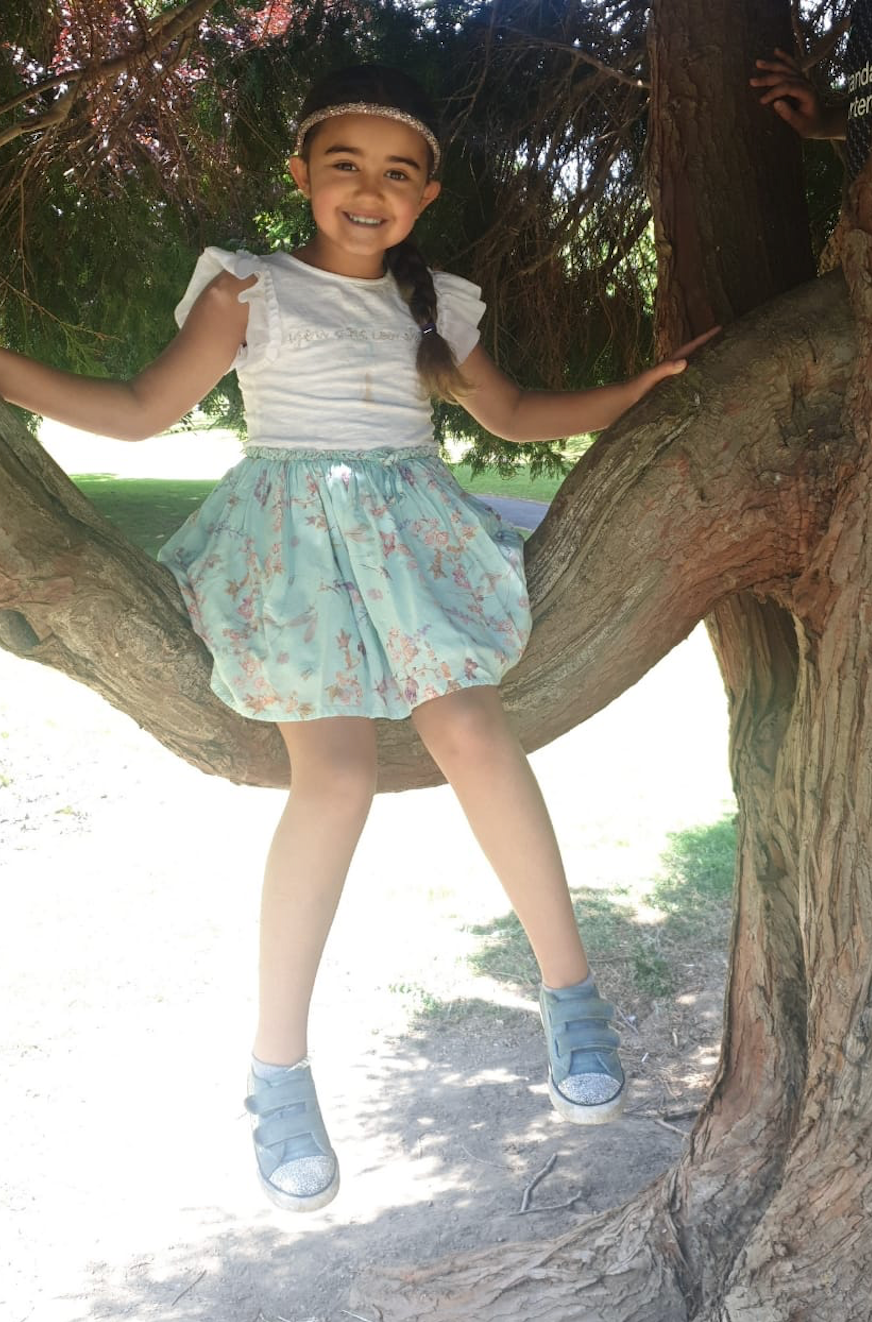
[{"xmin": 750, "ymin": 48, "xmax": 829, "ymax": 138}]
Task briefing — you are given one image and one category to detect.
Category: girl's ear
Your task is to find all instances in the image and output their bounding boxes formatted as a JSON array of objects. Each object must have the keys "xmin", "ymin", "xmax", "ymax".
[
  {"xmin": 289, "ymin": 155, "xmax": 310, "ymax": 197},
  {"xmin": 418, "ymin": 179, "xmax": 441, "ymax": 214}
]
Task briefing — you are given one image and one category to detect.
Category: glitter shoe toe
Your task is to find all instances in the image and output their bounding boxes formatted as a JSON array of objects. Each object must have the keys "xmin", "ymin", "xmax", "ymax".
[
  {"xmin": 539, "ymin": 980, "xmax": 626, "ymax": 1125},
  {"xmin": 245, "ymin": 1062, "xmax": 340, "ymax": 1211}
]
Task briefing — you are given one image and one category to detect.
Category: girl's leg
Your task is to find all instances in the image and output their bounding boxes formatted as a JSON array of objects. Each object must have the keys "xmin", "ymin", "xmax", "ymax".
[
  {"xmin": 411, "ymin": 686, "xmax": 624, "ymax": 1124},
  {"xmin": 253, "ymin": 715, "xmax": 378, "ymax": 1066},
  {"xmin": 410, "ymin": 686, "xmax": 588, "ymax": 989}
]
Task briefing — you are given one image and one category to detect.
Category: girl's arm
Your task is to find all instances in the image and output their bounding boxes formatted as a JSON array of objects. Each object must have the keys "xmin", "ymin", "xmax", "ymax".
[
  {"xmin": 459, "ymin": 331, "xmax": 717, "ymax": 444},
  {"xmin": 0, "ymin": 271, "xmax": 256, "ymax": 442}
]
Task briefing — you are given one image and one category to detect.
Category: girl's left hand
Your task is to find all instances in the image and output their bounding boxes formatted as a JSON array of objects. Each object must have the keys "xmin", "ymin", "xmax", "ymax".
[{"xmin": 636, "ymin": 326, "xmax": 721, "ymax": 396}]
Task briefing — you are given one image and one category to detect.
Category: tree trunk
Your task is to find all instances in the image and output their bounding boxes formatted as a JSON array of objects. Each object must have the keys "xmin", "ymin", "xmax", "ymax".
[
  {"xmin": 349, "ymin": 0, "xmax": 872, "ymax": 1317},
  {"xmin": 710, "ymin": 171, "xmax": 872, "ymax": 1322},
  {"xmin": 648, "ymin": 0, "xmax": 814, "ymax": 352},
  {"xmin": 661, "ymin": 0, "xmax": 872, "ymax": 1308}
]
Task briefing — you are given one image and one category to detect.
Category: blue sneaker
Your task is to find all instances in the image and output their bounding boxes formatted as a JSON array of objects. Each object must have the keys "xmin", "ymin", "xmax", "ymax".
[
  {"xmin": 539, "ymin": 979, "xmax": 626, "ymax": 1124},
  {"xmin": 245, "ymin": 1061, "xmax": 340, "ymax": 1211}
]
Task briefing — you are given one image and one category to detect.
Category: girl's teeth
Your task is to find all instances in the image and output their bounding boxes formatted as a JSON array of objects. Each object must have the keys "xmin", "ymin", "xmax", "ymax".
[{"xmin": 348, "ymin": 214, "xmax": 382, "ymax": 225}]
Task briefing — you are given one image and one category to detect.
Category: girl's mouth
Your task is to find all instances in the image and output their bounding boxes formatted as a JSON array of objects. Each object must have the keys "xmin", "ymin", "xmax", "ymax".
[{"xmin": 345, "ymin": 213, "xmax": 384, "ymax": 227}]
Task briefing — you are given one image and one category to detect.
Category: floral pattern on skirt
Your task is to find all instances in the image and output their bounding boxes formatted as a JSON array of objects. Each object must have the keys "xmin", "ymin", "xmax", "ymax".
[{"xmin": 157, "ymin": 444, "xmax": 532, "ymax": 721}]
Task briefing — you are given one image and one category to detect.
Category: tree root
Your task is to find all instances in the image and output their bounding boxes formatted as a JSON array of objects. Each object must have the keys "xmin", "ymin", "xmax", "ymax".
[{"xmin": 353, "ymin": 1179, "xmax": 691, "ymax": 1322}]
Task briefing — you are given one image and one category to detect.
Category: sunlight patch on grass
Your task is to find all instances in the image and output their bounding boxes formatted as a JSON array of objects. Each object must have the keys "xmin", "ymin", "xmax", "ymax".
[{"xmin": 465, "ymin": 814, "xmax": 737, "ymax": 1005}]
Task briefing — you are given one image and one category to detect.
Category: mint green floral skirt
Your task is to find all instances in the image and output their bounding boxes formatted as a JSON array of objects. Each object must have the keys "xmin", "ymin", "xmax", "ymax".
[{"xmin": 157, "ymin": 444, "xmax": 531, "ymax": 721}]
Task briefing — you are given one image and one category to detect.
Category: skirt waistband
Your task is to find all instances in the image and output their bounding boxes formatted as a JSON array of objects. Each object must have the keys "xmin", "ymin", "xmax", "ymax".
[{"xmin": 244, "ymin": 444, "xmax": 438, "ymax": 464}]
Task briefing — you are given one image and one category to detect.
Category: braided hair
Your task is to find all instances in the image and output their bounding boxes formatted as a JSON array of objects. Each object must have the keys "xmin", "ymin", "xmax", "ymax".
[{"xmin": 296, "ymin": 65, "xmax": 470, "ymax": 402}]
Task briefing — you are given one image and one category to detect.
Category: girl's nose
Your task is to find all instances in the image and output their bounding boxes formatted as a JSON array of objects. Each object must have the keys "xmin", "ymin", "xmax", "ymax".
[{"xmin": 354, "ymin": 172, "xmax": 384, "ymax": 198}]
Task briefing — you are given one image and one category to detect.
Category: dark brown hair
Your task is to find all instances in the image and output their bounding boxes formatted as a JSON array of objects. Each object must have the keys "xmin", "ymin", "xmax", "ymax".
[{"xmin": 297, "ymin": 65, "xmax": 469, "ymax": 402}]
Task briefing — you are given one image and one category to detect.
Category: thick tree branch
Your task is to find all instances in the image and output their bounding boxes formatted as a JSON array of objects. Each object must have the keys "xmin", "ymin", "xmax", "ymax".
[
  {"xmin": 0, "ymin": 273, "xmax": 855, "ymax": 793},
  {"xmin": 0, "ymin": 410, "xmax": 286, "ymax": 788}
]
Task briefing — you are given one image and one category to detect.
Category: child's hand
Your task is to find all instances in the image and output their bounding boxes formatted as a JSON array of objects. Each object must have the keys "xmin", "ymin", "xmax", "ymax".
[
  {"xmin": 635, "ymin": 327, "xmax": 721, "ymax": 399},
  {"xmin": 750, "ymin": 48, "xmax": 828, "ymax": 138}
]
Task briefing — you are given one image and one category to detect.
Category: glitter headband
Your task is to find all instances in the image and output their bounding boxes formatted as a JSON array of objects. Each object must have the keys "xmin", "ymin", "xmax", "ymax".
[{"xmin": 294, "ymin": 103, "xmax": 441, "ymax": 172}]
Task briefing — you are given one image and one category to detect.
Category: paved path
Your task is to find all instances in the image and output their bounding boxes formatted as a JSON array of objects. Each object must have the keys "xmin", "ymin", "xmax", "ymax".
[{"xmin": 480, "ymin": 495, "xmax": 548, "ymax": 530}]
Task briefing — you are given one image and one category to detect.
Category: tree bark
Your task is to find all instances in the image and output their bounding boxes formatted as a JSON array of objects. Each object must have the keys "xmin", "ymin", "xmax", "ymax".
[
  {"xmin": 0, "ymin": 412, "xmax": 287, "ymax": 787},
  {"xmin": 648, "ymin": 0, "xmax": 815, "ymax": 354},
  {"xmin": 709, "ymin": 166, "xmax": 872, "ymax": 1322}
]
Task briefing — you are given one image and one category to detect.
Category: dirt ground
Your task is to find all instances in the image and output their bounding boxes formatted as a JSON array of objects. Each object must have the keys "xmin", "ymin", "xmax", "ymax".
[{"xmin": 1, "ymin": 607, "xmax": 733, "ymax": 1322}]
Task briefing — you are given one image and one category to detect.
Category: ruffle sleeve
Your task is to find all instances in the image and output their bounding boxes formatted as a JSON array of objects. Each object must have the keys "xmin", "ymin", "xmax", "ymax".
[
  {"xmin": 174, "ymin": 247, "xmax": 281, "ymax": 373},
  {"xmin": 433, "ymin": 270, "xmax": 486, "ymax": 365}
]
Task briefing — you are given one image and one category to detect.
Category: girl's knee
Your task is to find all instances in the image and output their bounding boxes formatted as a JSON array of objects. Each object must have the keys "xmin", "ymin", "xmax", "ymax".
[
  {"xmin": 281, "ymin": 720, "xmax": 378, "ymax": 809},
  {"xmin": 414, "ymin": 689, "xmax": 508, "ymax": 768},
  {"xmin": 294, "ymin": 749, "xmax": 377, "ymax": 809}
]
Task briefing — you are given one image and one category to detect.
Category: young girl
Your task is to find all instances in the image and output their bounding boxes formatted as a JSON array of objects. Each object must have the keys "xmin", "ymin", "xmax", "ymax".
[{"xmin": 0, "ymin": 64, "xmax": 710, "ymax": 1213}]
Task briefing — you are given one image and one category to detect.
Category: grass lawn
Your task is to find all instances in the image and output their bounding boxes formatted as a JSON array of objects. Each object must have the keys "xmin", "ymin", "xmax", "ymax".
[
  {"xmin": 72, "ymin": 461, "xmax": 567, "ymax": 558},
  {"xmin": 466, "ymin": 812, "xmax": 736, "ymax": 1006},
  {"xmin": 73, "ymin": 476, "xmax": 219, "ymax": 558},
  {"xmin": 450, "ymin": 460, "xmax": 566, "ymax": 504}
]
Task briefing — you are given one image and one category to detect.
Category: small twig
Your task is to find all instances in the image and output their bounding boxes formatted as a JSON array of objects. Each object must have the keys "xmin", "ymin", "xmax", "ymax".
[
  {"xmin": 615, "ymin": 1006, "xmax": 640, "ymax": 1035},
  {"xmin": 801, "ymin": 15, "xmax": 852, "ymax": 72},
  {"xmin": 342, "ymin": 1310, "xmax": 384, "ymax": 1322},
  {"xmin": 652, "ymin": 1117, "xmax": 689, "ymax": 1140},
  {"xmin": 170, "ymin": 1270, "xmax": 206, "ymax": 1306},
  {"xmin": 662, "ymin": 1107, "xmax": 699, "ymax": 1123},
  {"xmin": 513, "ymin": 1189, "xmax": 586, "ymax": 1215},
  {"xmin": 458, "ymin": 1143, "xmax": 504, "ymax": 1168},
  {"xmin": 519, "ymin": 1151, "xmax": 558, "ymax": 1212}
]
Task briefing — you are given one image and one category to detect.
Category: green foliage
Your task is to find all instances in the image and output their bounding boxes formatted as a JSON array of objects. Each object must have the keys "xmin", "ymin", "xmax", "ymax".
[
  {"xmin": 803, "ymin": 138, "xmax": 846, "ymax": 262},
  {"xmin": 1, "ymin": 1, "xmax": 845, "ymax": 469},
  {"xmin": 627, "ymin": 936, "xmax": 674, "ymax": 997}
]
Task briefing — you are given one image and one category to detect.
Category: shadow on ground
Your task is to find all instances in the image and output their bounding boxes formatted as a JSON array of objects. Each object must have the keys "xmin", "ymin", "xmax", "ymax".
[
  {"xmin": 468, "ymin": 813, "xmax": 736, "ymax": 1001},
  {"xmin": 70, "ymin": 819, "xmax": 735, "ymax": 1322}
]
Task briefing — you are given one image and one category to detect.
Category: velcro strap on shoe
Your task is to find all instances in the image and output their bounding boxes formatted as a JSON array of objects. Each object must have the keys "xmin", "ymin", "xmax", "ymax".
[
  {"xmin": 553, "ymin": 995, "xmax": 615, "ymax": 1023},
  {"xmin": 245, "ymin": 1073, "xmax": 314, "ymax": 1117},
  {"xmin": 254, "ymin": 1106, "xmax": 323, "ymax": 1150},
  {"xmin": 556, "ymin": 1023, "xmax": 621, "ymax": 1056}
]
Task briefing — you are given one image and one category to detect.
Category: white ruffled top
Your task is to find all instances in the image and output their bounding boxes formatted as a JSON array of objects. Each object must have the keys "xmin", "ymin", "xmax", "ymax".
[{"xmin": 174, "ymin": 248, "xmax": 486, "ymax": 452}]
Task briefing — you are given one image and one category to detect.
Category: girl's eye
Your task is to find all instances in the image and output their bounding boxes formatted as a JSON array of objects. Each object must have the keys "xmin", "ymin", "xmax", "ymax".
[
  {"xmin": 334, "ymin": 161, "xmax": 357, "ymax": 172},
  {"xmin": 386, "ymin": 169, "xmax": 409, "ymax": 181}
]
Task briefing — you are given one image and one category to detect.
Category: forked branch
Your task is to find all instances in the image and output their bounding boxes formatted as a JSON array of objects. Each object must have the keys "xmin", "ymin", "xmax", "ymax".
[{"xmin": 0, "ymin": 273, "xmax": 855, "ymax": 793}]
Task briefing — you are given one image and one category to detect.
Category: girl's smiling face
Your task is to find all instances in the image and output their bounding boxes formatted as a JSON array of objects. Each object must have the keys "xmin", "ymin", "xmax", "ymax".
[{"xmin": 289, "ymin": 113, "xmax": 441, "ymax": 278}]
